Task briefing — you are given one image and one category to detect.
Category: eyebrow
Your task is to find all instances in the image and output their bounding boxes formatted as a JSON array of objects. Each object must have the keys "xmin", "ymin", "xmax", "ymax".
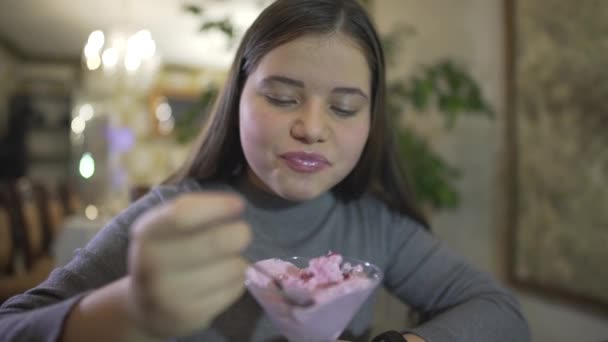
[
  {"xmin": 261, "ymin": 75, "xmax": 304, "ymax": 88},
  {"xmin": 333, "ymin": 87, "xmax": 369, "ymax": 100},
  {"xmin": 261, "ymin": 75, "xmax": 369, "ymax": 100}
]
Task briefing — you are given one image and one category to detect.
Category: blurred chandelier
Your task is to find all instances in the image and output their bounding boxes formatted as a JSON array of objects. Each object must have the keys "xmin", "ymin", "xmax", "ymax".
[{"xmin": 81, "ymin": 29, "xmax": 161, "ymax": 93}]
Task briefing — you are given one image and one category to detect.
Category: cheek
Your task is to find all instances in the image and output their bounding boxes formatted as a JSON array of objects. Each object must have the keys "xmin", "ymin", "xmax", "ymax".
[
  {"xmin": 340, "ymin": 120, "xmax": 370, "ymax": 160},
  {"xmin": 239, "ymin": 110, "xmax": 257, "ymax": 143},
  {"xmin": 240, "ymin": 97, "xmax": 263, "ymax": 141},
  {"xmin": 239, "ymin": 100, "xmax": 277, "ymax": 154}
]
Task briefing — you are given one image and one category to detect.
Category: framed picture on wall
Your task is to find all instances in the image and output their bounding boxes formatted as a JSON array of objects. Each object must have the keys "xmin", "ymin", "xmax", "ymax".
[{"xmin": 504, "ymin": 0, "xmax": 608, "ymax": 315}]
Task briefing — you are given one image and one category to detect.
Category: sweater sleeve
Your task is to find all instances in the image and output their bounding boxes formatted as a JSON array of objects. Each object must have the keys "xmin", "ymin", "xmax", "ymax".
[
  {"xmin": 0, "ymin": 188, "xmax": 166, "ymax": 342},
  {"xmin": 383, "ymin": 218, "xmax": 531, "ymax": 342}
]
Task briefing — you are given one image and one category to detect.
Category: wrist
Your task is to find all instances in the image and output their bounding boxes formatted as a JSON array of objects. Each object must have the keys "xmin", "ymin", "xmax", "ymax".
[
  {"xmin": 403, "ymin": 333, "xmax": 426, "ymax": 342},
  {"xmin": 62, "ymin": 277, "xmax": 162, "ymax": 342}
]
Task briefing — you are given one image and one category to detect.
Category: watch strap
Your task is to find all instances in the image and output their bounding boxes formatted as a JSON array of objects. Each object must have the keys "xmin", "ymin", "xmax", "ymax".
[{"xmin": 371, "ymin": 330, "xmax": 408, "ymax": 342}]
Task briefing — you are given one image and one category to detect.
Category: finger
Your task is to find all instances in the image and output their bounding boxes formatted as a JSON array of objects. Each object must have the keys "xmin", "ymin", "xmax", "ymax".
[
  {"xmin": 142, "ymin": 219, "xmax": 251, "ymax": 270},
  {"xmin": 144, "ymin": 273, "xmax": 247, "ymax": 337},
  {"xmin": 177, "ymin": 277, "xmax": 247, "ymax": 335},
  {"xmin": 132, "ymin": 192, "xmax": 245, "ymax": 239},
  {"xmin": 160, "ymin": 256, "xmax": 248, "ymax": 300}
]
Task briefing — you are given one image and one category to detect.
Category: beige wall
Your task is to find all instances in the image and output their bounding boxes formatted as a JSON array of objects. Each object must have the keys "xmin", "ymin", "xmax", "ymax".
[{"xmin": 371, "ymin": 0, "xmax": 608, "ymax": 341}]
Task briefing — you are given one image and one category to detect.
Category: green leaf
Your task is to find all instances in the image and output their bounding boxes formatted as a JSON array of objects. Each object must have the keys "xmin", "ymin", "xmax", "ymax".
[
  {"xmin": 183, "ymin": 4, "xmax": 203, "ymax": 15},
  {"xmin": 411, "ymin": 77, "xmax": 430, "ymax": 110},
  {"xmin": 199, "ymin": 19, "xmax": 236, "ymax": 39},
  {"xmin": 172, "ymin": 86, "xmax": 220, "ymax": 145},
  {"xmin": 395, "ymin": 129, "xmax": 461, "ymax": 209},
  {"xmin": 382, "ymin": 23, "xmax": 416, "ymax": 66}
]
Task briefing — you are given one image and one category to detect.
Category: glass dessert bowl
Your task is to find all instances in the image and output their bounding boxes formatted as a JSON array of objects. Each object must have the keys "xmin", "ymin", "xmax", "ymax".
[{"xmin": 245, "ymin": 253, "xmax": 383, "ymax": 342}]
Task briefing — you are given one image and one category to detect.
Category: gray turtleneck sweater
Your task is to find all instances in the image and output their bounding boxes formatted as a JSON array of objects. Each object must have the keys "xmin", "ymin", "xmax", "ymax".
[{"xmin": 0, "ymin": 178, "xmax": 530, "ymax": 341}]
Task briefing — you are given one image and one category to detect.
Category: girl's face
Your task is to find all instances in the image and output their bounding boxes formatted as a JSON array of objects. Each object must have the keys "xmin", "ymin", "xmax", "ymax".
[{"xmin": 239, "ymin": 33, "xmax": 371, "ymax": 201}]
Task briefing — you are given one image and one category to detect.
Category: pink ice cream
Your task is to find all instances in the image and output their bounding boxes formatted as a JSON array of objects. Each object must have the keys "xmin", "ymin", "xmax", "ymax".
[{"xmin": 245, "ymin": 253, "xmax": 382, "ymax": 342}]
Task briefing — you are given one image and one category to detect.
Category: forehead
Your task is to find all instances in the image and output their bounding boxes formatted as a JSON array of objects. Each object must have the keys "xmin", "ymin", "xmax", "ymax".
[{"xmin": 250, "ymin": 33, "xmax": 371, "ymax": 90}]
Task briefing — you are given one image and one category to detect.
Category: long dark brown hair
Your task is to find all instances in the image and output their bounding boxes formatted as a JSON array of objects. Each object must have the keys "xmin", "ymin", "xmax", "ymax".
[{"xmin": 166, "ymin": 0, "xmax": 429, "ymax": 229}]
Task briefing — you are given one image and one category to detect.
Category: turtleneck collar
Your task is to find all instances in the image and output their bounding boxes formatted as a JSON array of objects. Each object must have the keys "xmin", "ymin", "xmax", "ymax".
[{"xmin": 228, "ymin": 176, "xmax": 336, "ymax": 226}]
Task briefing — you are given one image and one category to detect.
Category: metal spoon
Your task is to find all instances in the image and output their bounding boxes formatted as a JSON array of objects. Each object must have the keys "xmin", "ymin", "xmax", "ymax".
[{"xmin": 250, "ymin": 263, "xmax": 315, "ymax": 308}]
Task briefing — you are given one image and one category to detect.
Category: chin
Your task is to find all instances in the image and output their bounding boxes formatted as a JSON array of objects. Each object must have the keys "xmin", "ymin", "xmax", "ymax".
[{"xmin": 275, "ymin": 184, "xmax": 326, "ymax": 202}]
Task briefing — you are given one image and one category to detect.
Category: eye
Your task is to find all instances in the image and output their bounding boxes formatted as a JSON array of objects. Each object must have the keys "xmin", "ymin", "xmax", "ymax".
[
  {"xmin": 330, "ymin": 106, "xmax": 357, "ymax": 117},
  {"xmin": 265, "ymin": 95, "xmax": 298, "ymax": 107}
]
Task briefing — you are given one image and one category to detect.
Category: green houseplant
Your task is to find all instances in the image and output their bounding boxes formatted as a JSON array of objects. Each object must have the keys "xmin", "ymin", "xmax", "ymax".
[
  {"xmin": 178, "ymin": 2, "xmax": 494, "ymax": 211},
  {"xmin": 380, "ymin": 24, "xmax": 494, "ymax": 209}
]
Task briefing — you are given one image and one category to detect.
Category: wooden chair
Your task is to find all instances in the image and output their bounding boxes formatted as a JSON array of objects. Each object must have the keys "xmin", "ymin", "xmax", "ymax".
[
  {"xmin": 0, "ymin": 207, "xmax": 13, "ymax": 275},
  {"xmin": 0, "ymin": 179, "xmax": 54, "ymax": 303},
  {"xmin": 46, "ymin": 189, "xmax": 66, "ymax": 247},
  {"xmin": 32, "ymin": 182, "xmax": 66, "ymax": 255},
  {"xmin": 130, "ymin": 185, "xmax": 150, "ymax": 203},
  {"xmin": 57, "ymin": 180, "xmax": 82, "ymax": 216},
  {"xmin": 14, "ymin": 179, "xmax": 45, "ymax": 270},
  {"xmin": 0, "ymin": 181, "xmax": 22, "ymax": 272}
]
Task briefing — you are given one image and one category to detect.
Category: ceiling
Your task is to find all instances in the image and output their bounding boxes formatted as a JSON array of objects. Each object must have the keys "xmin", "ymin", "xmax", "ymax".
[{"xmin": 0, "ymin": 0, "xmax": 271, "ymax": 69}]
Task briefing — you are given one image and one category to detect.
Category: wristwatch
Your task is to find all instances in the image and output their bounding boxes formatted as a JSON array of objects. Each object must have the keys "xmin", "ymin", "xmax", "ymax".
[{"xmin": 371, "ymin": 330, "xmax": 408, "ymax": 342}]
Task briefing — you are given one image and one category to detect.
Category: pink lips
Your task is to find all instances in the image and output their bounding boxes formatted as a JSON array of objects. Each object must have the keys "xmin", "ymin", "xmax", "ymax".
[{"xmin": 280, "ymin": 152, "xmax": 330, "ymax": 173}]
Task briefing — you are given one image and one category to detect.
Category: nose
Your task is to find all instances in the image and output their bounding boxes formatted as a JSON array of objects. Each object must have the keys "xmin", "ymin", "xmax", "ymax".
[{"xmin": 290, "ymin": 101, "xmax": 329, "ymax": 144}]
